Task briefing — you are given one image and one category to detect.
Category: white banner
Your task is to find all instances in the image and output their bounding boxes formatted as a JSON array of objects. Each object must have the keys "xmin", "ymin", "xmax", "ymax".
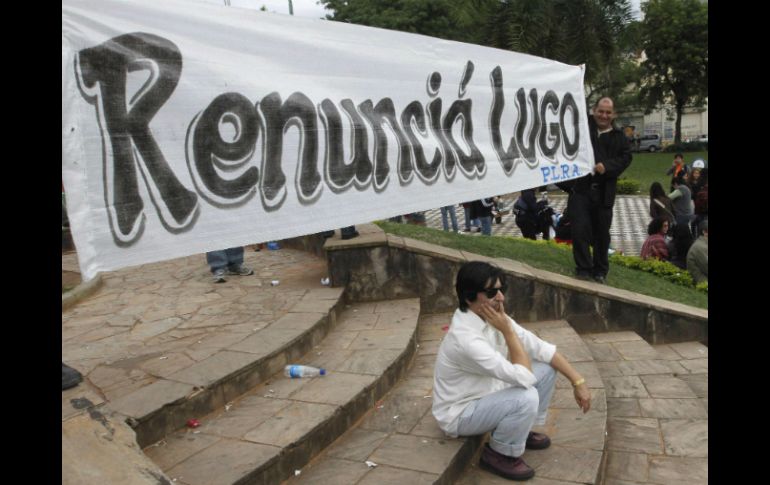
[{"xmin": 62, "ymin": 0, "xmax": 594, "ymax": 280}]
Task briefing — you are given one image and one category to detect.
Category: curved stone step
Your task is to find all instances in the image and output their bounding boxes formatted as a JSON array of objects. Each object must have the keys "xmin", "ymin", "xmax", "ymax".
[
  {"xmin": 581, "ymin": 333, "xmax": 708, "ymax": 485},
  {"xmin": 103, "ymin": 287, "xmax": 346, "ymax": 448},
  {"xmin": 286, "ymin": 317, "xmax": 606, "ymax": 485},
  {"xmin": 144, "ymin": 298, "xmax": 421, "ymax": 485}
]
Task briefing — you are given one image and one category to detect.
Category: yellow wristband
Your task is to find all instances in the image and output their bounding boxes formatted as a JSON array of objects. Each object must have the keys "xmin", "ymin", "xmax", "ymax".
[{"xmin": 572, "ymin": 378, "xmax": 585, "ymax": 387}]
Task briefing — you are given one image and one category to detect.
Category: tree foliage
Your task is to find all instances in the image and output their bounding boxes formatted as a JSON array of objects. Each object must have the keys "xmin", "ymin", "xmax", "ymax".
[
  {"xmin": 639, "ymin": 0, "xmax": 708, "ymax": 144},
  {"xmin": 463, "ymin": 0, "xmax": 637, "ymax": 105},
  {"xmin": 322, "ymin": 0, "xmax": 639, "ymax": 108},
  {"xmin": 319, "ymin": 0, "xmax": 471, "ymax": 42}
]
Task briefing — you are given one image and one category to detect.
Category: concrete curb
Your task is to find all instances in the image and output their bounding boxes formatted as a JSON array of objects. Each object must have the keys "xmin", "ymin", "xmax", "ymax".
[
  {"xmin": 325, "ymin": 223, "xmax": 707, "ymax": 345},
  {"xmin": 62, "ymin": 273, "xmax": 103, "ymax": 311}
]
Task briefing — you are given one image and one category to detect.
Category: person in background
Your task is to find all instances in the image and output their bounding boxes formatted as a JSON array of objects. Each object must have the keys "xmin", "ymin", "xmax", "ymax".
[
  {"xmin": 649, "ymin": 182, "xmax": 675, "ymax": 234},
  {"xmin": 472, "ymin": 197, "xmax": 497, "ymax": 236},
  {"xmin": 567, "ymin": 97, "xmax": 632, "ymax": 284},
  {"xmin": 640, "ymin": 218, "xmax": 670, "ymax": 261},
  {"xmin": 687, "ymin": 219, "xmax": 708, "ymax": 284},
  {"xmin": 440, "ymin": 205, "xmax": 459, "ymax": 232},
  {"xmin": 669, "ymin": 175, "xmax": 694, "ymax": 231},
  {"xmin": 666, "ymin": 222, "xmax": 694, "ymax": 270},
  {"xmin": 206, "ymin": 247, "xmax": 253, "ymax": 283},
  {"xmin": 666, "ymin": 153, "xmax": 689, "ymax": 192},
  {"xmin": 461, "ymin": 201, "xmax": 480, "ymax": 233},
  {"xmin": 553, "ymin": 206, "xmax": 572, "ymax": 245},
  {"xmin": 691, "ymin": 167, "xmax": 708, "ymax": 237},
  {"xmin": 405, "ymin": 212, "xmax": 427, "ymax": 226},
  {"xmin": 513, "ymin": 189, "xmax": 539, "ymax": 240}
]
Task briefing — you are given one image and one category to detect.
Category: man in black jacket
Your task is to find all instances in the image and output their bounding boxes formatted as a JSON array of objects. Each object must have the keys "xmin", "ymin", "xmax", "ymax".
[{"xmin": 569, "ymin": 97, "xmax": 632, "ymax": 284}]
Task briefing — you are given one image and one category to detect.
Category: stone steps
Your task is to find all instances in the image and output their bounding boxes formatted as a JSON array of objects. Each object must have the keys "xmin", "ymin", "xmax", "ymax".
[
  {"xmin": 103, "ymin": 287, "xmax": 347, "ymax": 448},
  {"xmin": 144, "ymin": 298, "xmax": 421, "ymax": 485},
  {"xmin": 288, "ymin": 318, "xmax": 607, "ymax": 485},
  {"xmin": 580, "ymin": 333, "xmax": 708, "ymax": 485}
]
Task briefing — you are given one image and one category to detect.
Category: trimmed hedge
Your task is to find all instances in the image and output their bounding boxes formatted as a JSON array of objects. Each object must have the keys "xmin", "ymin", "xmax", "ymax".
[
  {"xmin": 610, "ymin": 253, "xmax": 707, "ymax": 292},
  {"xmin": 523, "ymin": 238, "xmax": 706, "ymax": 293},
  {"xmin": 616, "ymin": 177, "xmax": 641, "ymax": 195}
]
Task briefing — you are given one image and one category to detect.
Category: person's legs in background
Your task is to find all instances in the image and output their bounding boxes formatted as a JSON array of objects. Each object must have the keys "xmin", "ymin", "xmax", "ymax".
[
  {"xmin": 448, "ymin": 205, "xmax": 459, "ymax": 232},
  {"xmin": 226, "ymin": 246, "xmax": 253, "ymax": 275},
  {"xmin": 206, "ymin": 249, "xmax": 230, "ymax": 282},
  {"xmin": 207, "ymin": 247, "xmax": 252, "ymax": 283},
  {"xmin": 440, "ymin": 206, "xmax": 450, "ymax": 231},
  {"xmin": 480, "ymin": 216, "xmax": 493, "ymax": 236},
  {"xmin": 591, "ymin": 207, "xmax": 613, "ymax": 282},
  {"xmin": 463, "ymin": 205, "xmax": 472, "ymax": 231},
  {"xmin": 441, "ymin": 206, "xmax": 459, "ymax": 232},
  {"xmin": 568, "ymin": 192, "xmax": 594, "ymax": 279}
]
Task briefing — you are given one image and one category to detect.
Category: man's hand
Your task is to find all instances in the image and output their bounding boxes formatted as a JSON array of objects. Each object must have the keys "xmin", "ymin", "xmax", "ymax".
[
  {"xmin": 574, "ymin": 383, "xmax": 591, "ymax": 413},
  {"xmin": 478, "ymin": 302, "xmax": 531, "ymax": 371},
  {"xmin": 594, "ymin": 162, "xmax": 606, "ymax": 175},
  {"xmin": 477, "ymin": 302, "xmax": 510, "ymax": 336}
]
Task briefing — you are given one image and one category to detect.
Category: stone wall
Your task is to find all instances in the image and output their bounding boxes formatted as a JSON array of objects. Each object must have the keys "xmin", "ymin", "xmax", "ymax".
[{"xmin": 322, "ymin": 225, "xmax": 708, "ymax": 346}]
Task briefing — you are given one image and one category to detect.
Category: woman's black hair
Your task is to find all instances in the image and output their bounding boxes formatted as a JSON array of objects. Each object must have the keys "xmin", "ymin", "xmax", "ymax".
[
  {"xmin": 650, "ymin": 181, "xmax": 667, "ymax": 200},
  {"xmin": 455, "ymin": 261, "xmax": 505, "ymax": 312},
  {"xmin": 647, "ymin": 217, "xmax": 666, "ymax": 236}
]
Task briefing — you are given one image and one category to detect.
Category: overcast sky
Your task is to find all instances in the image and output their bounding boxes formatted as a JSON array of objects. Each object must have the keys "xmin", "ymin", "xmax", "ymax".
[
  {"xmin": 213, "ymin": 0, "xmax": 643, "ymax": 21},
  {"xmin": 209, "ymin": 0, "xmax": 329, "ymax": 18}
]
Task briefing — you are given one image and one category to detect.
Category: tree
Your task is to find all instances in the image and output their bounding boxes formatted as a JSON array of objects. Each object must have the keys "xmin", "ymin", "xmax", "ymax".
[
  {"xmin": 319, "ymin": 0, "xmax": 471, "ymax": 42},
  {"xmin": 322, "ymin": 0, "xmax": 639, "ymax": 108},
  {"xmin": 639, "ymin": 0, "xmax": 708, "ymax": 144},
  {"xmin": 452, "ymin": 0, "xmax": 638, "ymax": 106}
]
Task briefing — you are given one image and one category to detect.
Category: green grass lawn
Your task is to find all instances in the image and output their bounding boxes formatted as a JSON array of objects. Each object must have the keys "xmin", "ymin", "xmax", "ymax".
[
  {"xmin": 376, "ymin": 221, "xmax": 707, "ymax": 309},
  {"xmin": 622, "ymin": 150, "xmax": 708, "ymax": 195}
]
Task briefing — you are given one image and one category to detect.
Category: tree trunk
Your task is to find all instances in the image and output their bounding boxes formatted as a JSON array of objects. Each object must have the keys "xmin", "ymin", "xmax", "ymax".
[{"xmin": 675, "ymin": 99, "xmax": 684, "ymax": 145}]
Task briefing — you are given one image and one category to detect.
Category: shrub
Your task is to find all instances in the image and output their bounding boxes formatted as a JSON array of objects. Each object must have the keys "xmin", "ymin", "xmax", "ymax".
[
  {"xmin": 610, "ymin": 253, "xmax": 704, "ymax": 290},
  {"xmin": 616, "ymin": 177, "xmax": 641, "ymax": 194},
  {"xmin": 664, "ymin": 141, "xmax": 707, "ymax": 152}
]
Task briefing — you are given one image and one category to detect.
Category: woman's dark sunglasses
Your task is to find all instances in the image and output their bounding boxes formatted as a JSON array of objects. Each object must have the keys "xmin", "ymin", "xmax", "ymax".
[{"xmin": 481, "ymin": 285, "xmax": 508, "ymax": 298}]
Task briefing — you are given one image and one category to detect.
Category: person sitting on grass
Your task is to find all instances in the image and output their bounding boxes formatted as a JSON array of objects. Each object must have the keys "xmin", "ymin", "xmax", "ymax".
[
  {"xmin": 649, "ymin": 182, "xmax": 675, "ymax": 234},
  {"xmin": 640, "ymin": 218, "xmax": 670, "ymax": 261},
  {"xmin": 687, "ymin": 219, "xmax": 708, "ymax": 284},
  {"xmin": 666, "ymin": 222, "xmax": 694, "ymax": 270}
]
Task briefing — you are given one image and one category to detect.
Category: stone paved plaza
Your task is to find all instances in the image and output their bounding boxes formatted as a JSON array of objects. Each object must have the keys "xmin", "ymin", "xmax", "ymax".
[{"xmin": 62, "ymin": 217, "xmax": 705, "ymax": 484}]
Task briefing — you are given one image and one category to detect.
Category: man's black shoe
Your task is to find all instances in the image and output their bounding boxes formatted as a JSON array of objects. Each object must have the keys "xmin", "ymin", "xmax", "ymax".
[
  {"xmin": 575, "ymin": 273, "xmax": 593, "ymax": 282},
  {"xmin": 62, "ymin": 363, "xmax": 83, "ymax": 391},
  {"xmin": 593, "ymin": 275, "xmax": 606, "ymax": 284},
  {"xmin": 341, "ymin": 230, "xmax": 360, "ymax": 240}
]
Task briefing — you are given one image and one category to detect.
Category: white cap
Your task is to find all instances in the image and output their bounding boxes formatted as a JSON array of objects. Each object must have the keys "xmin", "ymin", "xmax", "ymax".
[{"xmin": 692, "ymin": 159, "xmax": 705, "ymax": 169}]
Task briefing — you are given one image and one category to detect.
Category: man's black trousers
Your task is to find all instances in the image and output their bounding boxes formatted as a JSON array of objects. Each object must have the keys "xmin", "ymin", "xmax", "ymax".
[{"xmin": 568, "ymin": 191, "xmax": 614, "ymax": 278}]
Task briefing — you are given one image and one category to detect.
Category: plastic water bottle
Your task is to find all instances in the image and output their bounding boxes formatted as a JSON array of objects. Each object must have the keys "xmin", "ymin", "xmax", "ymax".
[{"xmin": 284, "ymin": 364, "xmax": 326, "ymax": 378}]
